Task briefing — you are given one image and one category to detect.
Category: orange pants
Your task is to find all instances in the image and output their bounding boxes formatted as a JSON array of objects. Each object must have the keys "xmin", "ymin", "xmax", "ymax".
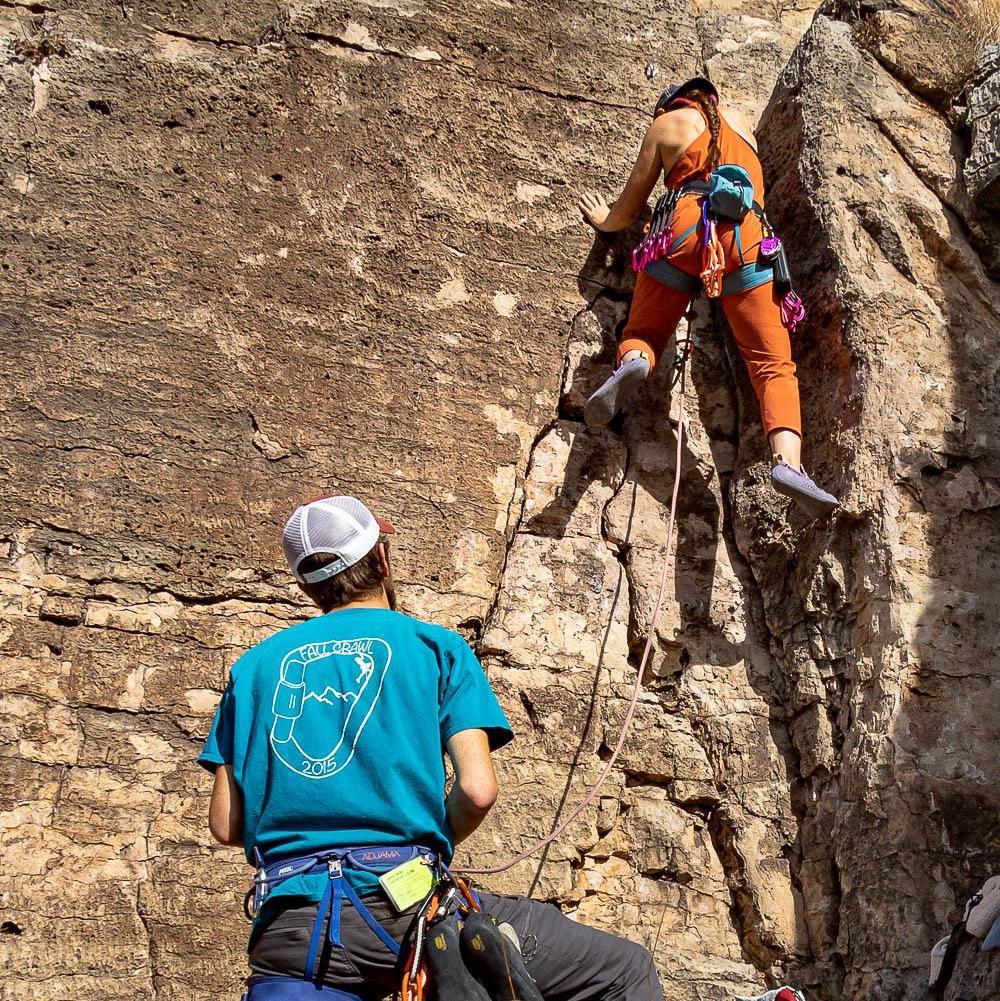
[{"xmin": 619, "ymin": 225, "xmax": 801, "ymax": 438}]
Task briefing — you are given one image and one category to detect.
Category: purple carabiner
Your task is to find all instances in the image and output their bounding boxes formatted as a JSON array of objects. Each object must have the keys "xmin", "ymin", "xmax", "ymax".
[{"xmin": 760, "ymin": 235, "xmax": 781, "ymax": 260}]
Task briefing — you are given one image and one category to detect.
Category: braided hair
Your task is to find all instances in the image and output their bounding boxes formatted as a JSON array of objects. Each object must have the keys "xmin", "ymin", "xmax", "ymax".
[{"xmin": 683, "ymin": 88, "xmax": 722, "ymax": 172}]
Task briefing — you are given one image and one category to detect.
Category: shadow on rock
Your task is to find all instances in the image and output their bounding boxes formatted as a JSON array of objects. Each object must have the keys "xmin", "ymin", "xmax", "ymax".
[{"xmin": 523, "ymin": 226, "xmax": 746, "ymax": 670}]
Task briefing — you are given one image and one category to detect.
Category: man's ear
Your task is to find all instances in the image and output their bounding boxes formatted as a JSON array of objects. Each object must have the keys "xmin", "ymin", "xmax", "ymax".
[{"xmin": 377, "ymin": 542, "xmax": 391, "ymax": 578}]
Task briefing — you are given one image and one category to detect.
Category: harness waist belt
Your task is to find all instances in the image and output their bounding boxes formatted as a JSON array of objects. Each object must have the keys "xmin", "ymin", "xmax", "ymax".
[
  {"xmin": 248, "ymin": 845, "xmax": 440, "ymax": 984},
  {"xmin": 674, "ymin": 179, "xmax": 766, "ymax": 219}
]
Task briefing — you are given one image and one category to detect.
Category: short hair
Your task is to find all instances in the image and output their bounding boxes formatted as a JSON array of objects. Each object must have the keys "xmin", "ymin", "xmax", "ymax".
[{"xmin": 297, "ymin": 540, "xmax": 387, "ymax": 612}]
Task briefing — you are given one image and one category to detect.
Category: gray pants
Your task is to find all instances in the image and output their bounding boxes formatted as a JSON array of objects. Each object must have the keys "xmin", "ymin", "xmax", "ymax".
[{"xmin": 249, "ymin": 892, "xmax": 664, "ymax": 1001}]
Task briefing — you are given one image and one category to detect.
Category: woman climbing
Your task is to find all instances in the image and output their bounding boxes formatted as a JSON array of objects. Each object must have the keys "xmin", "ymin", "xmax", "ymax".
[{"xmin": 578, "ymin": 77, "xmax": 837, "ymax": 514}]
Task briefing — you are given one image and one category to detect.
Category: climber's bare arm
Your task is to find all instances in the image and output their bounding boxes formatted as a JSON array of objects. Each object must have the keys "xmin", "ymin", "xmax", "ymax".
[
  {"xmin": 445, "ymin": 728, "xmax": 498, "ymax": 844},
  {"xmin": 579, "ymin": 110, "xmax": 701, "ymax": 232},
  {"xmin": 209, "ymin": 763, "xmax": 244, "ymax": 846},
  {"xmin": 579, "ymin": 119, "xmax": 665, "ymax": 232}
]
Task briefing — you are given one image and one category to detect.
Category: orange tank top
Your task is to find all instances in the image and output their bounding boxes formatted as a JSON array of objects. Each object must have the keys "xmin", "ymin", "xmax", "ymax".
[
  {"xmin": 659, "ymin": 109, "xmax": 767, "ymax": 268},
  {"xmin": 666, "ymin": 111, "xmax": 765, "ymax": 207}
]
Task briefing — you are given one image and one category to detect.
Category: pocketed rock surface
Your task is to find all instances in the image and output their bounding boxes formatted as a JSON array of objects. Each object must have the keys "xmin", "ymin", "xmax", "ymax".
[{"xmin": 0, "ymin": 2, "xmax": 996, "ymax": 1000}]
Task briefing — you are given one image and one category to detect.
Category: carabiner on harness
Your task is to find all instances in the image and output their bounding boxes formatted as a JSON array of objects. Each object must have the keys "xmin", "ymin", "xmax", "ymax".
[
  {"xmin": 400, "ymin": 870, "xmax": 481, "ymax": 1001},
  {"xmin": 699, "ymin": 201, "xmax": 724, "ymax": 299},
  {"xmin": 245, "ymin": 847, "xmax": 270, "ymax": 920}
]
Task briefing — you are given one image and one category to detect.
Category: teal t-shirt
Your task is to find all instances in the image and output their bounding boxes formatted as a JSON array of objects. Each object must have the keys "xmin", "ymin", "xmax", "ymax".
[{"xmin": 198, "ymin": 607, "xmax": 513, "ymax": 906}]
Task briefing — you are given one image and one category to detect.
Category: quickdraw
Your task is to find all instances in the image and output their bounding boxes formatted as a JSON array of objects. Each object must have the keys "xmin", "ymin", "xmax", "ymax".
[
  {"xmin": 699, "ymin": 200, "xmax": 724, "ymax": 299},
  {"xmin": 632, "ymin": 188, "xmax": 680, "ymax": 273},
  {"xmin": 780, "ymin": 291, "xmax": 805, "ymax": 332}
]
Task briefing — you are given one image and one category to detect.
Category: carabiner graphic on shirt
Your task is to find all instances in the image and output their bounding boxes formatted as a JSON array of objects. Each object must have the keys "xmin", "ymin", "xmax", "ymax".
[{"xmin": 269, "ymin": 637, "xmax": 391, "ymax": 779}]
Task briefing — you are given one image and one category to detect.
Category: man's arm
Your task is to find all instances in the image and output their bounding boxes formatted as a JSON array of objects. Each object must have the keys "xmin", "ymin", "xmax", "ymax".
[
  {"xmin": 444, "ymin": 728, "xmax": 499, "ymax": 843},
  {"xmin": 208, "ymin": 764, "xmax": 245, "ymax": 847},
  {"xmin": 578, "ymin": 119, "xmax": 665, "ymax": 233}
]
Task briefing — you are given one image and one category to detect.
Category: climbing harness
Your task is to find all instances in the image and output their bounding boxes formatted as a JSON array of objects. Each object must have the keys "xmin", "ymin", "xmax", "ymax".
[
  {"xmin": 244, "ymin": 846, "xmax": 439, "ymax": 974},
  {"xmin": 242, "ymin": 844, "xmax": 488, "ymax": 1001},
  {"xmin": 631, "ymin": 166, "xmax": 807, "ymax": 332},
  {"xmin": 460, "ymin": 319, "xmax": 694, "ymax": 877}
]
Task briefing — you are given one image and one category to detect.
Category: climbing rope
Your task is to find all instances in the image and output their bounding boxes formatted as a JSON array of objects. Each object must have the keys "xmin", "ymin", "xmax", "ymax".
[{"xmin": 460, "ymin": 334, "xmax": 693, "ymax": 876}]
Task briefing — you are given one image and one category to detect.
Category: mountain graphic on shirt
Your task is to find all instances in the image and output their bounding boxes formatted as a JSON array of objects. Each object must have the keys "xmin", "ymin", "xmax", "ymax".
[
  {"xmin": 301, "ymin": 653, "xmax": 373, "ymax": 706},
  {"xmin": 304, "ymin": 685, "xmax": 358, "ymax": 706},
  {"xmin": 269, "ymin": 638, "xmax": 391, "ymax": 779}
]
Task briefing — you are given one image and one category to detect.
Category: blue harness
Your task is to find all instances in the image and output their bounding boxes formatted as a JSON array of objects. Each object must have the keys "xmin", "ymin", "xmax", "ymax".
[{"xmin": 243, "ymin": 845, "xmax": 439, "ymax": 997}]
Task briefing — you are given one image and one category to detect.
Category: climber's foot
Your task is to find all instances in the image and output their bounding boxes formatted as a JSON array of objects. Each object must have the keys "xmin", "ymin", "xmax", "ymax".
[
  {"xmin": 583, "ymin": 356, "xmax": 650, "ymax": 429},
  {"xmin": 771, "ymin": 460, "xmax": 838, "ymax": 515}
]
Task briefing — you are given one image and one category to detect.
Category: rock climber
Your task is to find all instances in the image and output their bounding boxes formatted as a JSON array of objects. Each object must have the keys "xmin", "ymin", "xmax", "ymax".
[
  {"xmin": 578, "ymin": 77, "xmax": 837, "ymax": 514},
  {"xmin": 200, "ymin": 494, "xmax": 667, "ymax": 1001}
]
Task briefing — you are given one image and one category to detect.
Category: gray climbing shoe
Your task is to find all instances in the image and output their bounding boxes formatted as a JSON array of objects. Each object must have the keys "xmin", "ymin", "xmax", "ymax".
[
  {"xmin": 583, "ymin": 356, "xmax": 651, "ymax": 429},
  {"xmin": 771, "ymin": 459, "xmax": 838, "ymax": 515}
]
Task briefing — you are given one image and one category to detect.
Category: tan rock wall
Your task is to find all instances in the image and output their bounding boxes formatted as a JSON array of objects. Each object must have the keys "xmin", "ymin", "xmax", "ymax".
[
  {"xmin": 740, "ymin": 9, "xmax": 1000, "ymax": 998},
  {"xmin": 2, "ymin": 2, "xmax": 996, "ymax": 1000}
]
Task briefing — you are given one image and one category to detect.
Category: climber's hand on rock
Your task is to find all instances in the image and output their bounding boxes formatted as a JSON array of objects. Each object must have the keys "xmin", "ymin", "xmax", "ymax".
[{"xmin": 579, "ymin": 192, "xmax": 611, "ymax": 230}]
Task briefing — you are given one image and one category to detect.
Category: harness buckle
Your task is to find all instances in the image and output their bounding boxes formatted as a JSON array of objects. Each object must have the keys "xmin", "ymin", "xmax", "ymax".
[
  {"xmin": 328, "ymin": 859, "xmax": 343, "ymax": 877},
  {"xmin": 245, "ymin": 871, "xmax": 268, "ymax": 921}
]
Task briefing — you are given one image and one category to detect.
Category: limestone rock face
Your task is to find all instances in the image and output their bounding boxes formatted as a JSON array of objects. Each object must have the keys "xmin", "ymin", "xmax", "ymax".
[
  {"xmin": 966, "ymin": 44, "xmax": 1000, "ymax": 208},
  {"xmin": 0, "ymin": 2, "xmax": 997, "ymax": 1001},
  {"xmin": 742, "ymin": 9, "xmax": 1000, "ymax": 999}
]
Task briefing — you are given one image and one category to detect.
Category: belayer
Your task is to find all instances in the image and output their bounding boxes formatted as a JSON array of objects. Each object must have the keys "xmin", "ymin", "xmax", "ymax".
[
  {"xmin": 200, "ymin": 494, "xmax": 667, "ymax": 1001},
  {"xmin": 578, "ymin": 78, "xmax": 838, "ymax": 514}
]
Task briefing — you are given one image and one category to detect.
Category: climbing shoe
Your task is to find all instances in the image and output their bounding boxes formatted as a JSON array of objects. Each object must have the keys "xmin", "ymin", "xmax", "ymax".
[
  {"xmin": 460, "ymin": 912, "xmax": 544, "ymax": 1001},
  {"xmin": 770, "ymin": 458, "xmax": 838, "ymax": 515},
  {"xmin": 424, "ymin": 913, "xmax": 493, "ymax": 1001},
  {"xmin": 583, "ymin": 356, "xmax": 650, "ymax": 429}
]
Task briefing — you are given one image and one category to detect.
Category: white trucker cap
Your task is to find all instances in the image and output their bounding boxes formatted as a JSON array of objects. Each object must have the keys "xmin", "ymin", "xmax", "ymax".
[{"xmin": 282, "ymin": 495, "xmax": 395, "ymax": 584}]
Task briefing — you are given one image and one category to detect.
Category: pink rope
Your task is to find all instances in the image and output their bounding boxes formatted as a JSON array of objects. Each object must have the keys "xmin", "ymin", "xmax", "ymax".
[{"xmin": 460, "ymin": 366, "xmax": 690, "ymax": 876}]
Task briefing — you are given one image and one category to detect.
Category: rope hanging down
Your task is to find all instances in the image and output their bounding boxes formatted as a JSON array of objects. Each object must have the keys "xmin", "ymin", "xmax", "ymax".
[{"xmin": 461, "ymin": 336, "xmax": 694, "ymax": 876}]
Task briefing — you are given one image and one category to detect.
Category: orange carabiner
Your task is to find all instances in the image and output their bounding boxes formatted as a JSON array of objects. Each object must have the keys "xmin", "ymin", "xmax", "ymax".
[
  {"xmin": 400, "ymin": 891, "xmax": 441, "ymax": 1001},
  {"xmin": 451, "ymin": 873, "xmax": 480, "ymax": 914},
  {"xmin": 700, "ymin": 219, "xmax": 724, "ymax": 299},
  {"xmin": 401, "ymin": 964, "xmax": 427, "ymax": 1001}
]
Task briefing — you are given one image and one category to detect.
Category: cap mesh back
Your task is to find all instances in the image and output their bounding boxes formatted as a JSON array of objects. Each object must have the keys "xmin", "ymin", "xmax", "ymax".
[
  {"xmin": 281, "ymin": 496, "xmax": 379, "ymax": 580},
  {"xmin": 306, "ymin": 503, "xmax": 362, "ymax": 554}
]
